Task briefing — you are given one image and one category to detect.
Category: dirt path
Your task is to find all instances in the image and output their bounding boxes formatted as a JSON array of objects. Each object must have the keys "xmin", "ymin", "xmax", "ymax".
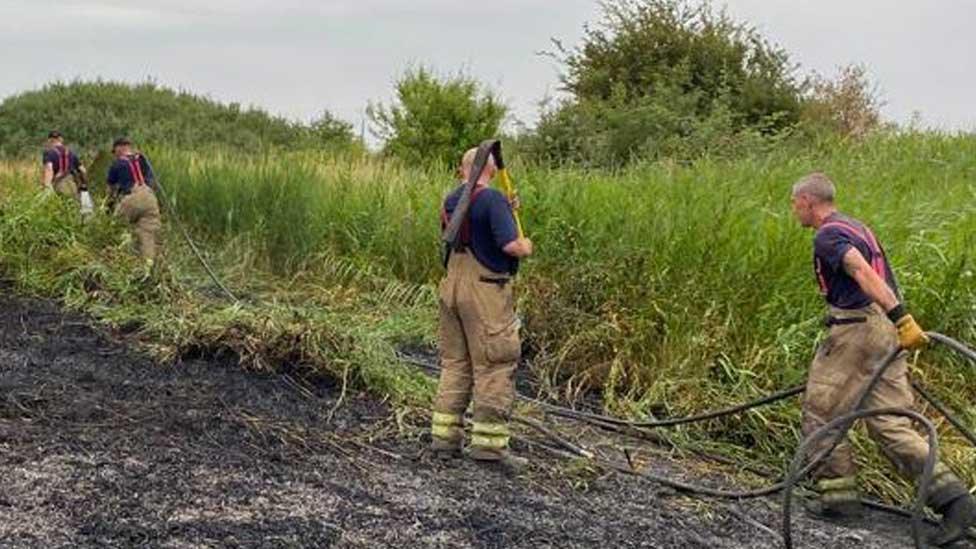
[{"xmin": 0, "ymin": 292, "xmax": 966, "ymax": 548}]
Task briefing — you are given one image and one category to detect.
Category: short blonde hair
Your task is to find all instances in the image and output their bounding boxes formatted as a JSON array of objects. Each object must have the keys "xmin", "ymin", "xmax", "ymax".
[
  {"xmin": 459, "ymin": 146, "xmax": 496, "ymax": 176},
  {"xmin": 792, "ymin": 172, "xmax": 836, "ymax": 203},
  {"xmin": 461, "ymin": 147, "xmax": 478, "ymax": 171}
]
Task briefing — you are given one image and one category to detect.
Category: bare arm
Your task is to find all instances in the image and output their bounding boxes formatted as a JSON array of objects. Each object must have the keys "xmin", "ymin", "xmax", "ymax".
[
  {"xmin": 842, "ymin": 247, "xmax": 899, "ymax": 312},
  {"xmin": 503, "ymin": 237, "xmax": 533, "ymax": 258},
  {"xmin": 42, "ymin": 163, "xmax": 54, "ymax": 187}
]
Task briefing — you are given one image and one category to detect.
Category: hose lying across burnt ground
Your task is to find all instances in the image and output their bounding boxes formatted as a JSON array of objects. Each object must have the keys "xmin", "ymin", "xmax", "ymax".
[{"xmin": 403, "ymin": 332, "xmax": 976, "ymax": 548}]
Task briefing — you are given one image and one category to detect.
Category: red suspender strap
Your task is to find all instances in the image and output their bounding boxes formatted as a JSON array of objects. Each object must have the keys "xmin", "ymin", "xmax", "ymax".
[
  {"xmin": 126, "ymin": 160, "xmax": 139, "ymax": 184},
  {"xmin": 133, "ymin": 155, "xmax": 147, "ymax": 185},
  {"xmin": 815, "ymin": 257, "xmax": 829, "ymax": 295},
  {"xmin": 57, "ymin": 146, "xmax": 69, "ymax": 176},
  {"xmin": 820, "ymin": 221, "xmax": 887, "ymax": 279},
  {"xmin": 127, "ymin": 155, "xmax": 146, "ymax": 185}
]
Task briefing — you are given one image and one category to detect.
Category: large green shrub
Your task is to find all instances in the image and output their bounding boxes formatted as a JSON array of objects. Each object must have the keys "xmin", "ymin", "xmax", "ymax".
[
  {"xmin": 367, "ymin": 67, "xmax": 507, "ymax": 167},
  {"xmin": 0, "ymin": 80, "xmax": 359, "ymax": 157},
  {"xmin": 529, "ymin": 0, "xmax": 805, "ymax": 167}
]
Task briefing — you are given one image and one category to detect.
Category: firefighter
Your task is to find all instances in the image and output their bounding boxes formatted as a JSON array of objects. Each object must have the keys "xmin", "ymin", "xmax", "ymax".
[
  {"xmin": 41, "ymin": 131, "xmax": 90, "ymax": 209},
  {"xmin": 791, "ymin": 172, "xmax": 975, "ymax": 545},
  {"xmin": 106, "ymin": 138, "xmax": 162, "ymax": 264},
  {"xmin": 430, "ymin": 147, "xmax": 533, "ymax": 469}
]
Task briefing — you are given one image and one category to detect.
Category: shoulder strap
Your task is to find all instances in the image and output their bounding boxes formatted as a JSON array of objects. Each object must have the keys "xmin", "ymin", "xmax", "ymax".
[
  {"xmin": 55, "ymin": 146, "xmax": 69, "ymax": 176},
  {"xmin": 819, "ymin": 220, "xmax": 886, "ymax": 279},
  {"xmin": 126, "ymin": 154, "xmax": 146, "ymax": 185}
]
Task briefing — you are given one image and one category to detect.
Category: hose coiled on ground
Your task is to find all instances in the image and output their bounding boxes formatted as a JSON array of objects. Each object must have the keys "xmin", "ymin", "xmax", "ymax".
[{"xmin": 507, "ymin": 333, "xmax": 976, "ymax": 548}]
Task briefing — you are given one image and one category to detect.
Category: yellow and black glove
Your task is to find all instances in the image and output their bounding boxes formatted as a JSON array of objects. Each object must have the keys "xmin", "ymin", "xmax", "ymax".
[{"xmin": 887, "ymin": 305, "xmax": 929, "ymax": 350}]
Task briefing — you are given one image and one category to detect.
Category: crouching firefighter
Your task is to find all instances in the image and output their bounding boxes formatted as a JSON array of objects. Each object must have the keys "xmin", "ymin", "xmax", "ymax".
[
  {"xmin": 430, "ymin": 141, "xmax": 534, "ymax": 469},
  {"xmin": 107, "ymin": 138, "xmax": 162, "ymax": 265},
  {"xmin": 791, "ymin": 172, "xmax": 976, "ymax": 546},
  {"xmin": 41, "ymin": 131, "xmax": 93, "ymax": 213}
]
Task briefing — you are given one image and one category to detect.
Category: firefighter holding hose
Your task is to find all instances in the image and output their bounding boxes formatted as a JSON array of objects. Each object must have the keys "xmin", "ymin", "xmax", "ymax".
[
  {"xmin": 430, "ymin": 144, "xmax": 533, "ymax": 470},
  {"xmin": 791, "ymin": 172, "xmax": 975, "ymax": 545},
  {"xmin": 41, "ymin": 130, "xmax": 93, "ymax": 214}
]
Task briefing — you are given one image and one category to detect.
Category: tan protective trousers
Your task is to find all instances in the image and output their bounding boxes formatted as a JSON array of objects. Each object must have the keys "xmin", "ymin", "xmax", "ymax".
[
  {"xmin": 803, "ymin": 304, "xmax": 966, "ymax": 506},
  {"xmin": 115, "ymin": 186, "xmax": 162, "ymax": 260},
  {"xmin": 431, "ymin": 251, "xmax": 521, "ymax": 455},
  {"xmin": 52, "ymin": 176, "xmax": 78, "ymax": 201}
]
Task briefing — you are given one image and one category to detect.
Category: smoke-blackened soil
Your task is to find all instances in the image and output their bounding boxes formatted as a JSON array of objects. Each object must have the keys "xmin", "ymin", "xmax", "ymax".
[{"xmin": 0, "ymin": 291, "xmax": 966, "ymax": 548}]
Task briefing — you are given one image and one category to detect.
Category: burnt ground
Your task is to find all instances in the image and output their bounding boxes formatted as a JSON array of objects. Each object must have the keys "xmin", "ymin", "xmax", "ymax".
[{"xmin": 0, "ymin": 291, "xmax": 971, "ymax": 549}]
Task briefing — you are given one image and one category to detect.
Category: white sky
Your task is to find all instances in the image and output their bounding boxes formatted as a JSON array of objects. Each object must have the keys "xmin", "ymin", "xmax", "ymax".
[{"xmin": 2, "ymin": 0, "xmax": 974, "ymax": 136}]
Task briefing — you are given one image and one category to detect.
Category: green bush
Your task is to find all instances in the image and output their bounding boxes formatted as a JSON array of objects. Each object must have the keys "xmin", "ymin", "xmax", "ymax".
[
  {"xmin": 529, "ymin": 0, "xmax": 805, "ymax": 167},
  {"xmin": 0, "ymin": 80, "xmax": 360, "ymax": 158},
  {"xmin": 367, "ymin": 67, "xmax": 507, "ymax": 167}
]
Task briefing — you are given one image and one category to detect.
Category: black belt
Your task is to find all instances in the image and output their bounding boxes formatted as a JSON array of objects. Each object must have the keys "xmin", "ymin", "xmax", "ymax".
[
  {"xmin": 479, "ymin": 276, "xmax": 511, "ymax": 288},
  {"xmin": 825, "ymin": 316, "xmax": 866, "ymax": 327}
]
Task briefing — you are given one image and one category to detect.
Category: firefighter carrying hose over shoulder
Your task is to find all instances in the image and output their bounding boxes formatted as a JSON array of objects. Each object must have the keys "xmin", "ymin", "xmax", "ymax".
[
  {"xmin": 791, "ymin": 172, "xmax": 975, "ymax": 546},
  {"xmin": 107, "ymin": 137, "xmax": 162, "ymax": 266},
  {"xmin": 430, "ymin": 147, "xmax": 533, "ymax": 470}
]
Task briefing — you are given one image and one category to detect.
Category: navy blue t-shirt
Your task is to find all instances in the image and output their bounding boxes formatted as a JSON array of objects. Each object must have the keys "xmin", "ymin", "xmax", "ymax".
[
  {"xmin": 107, "ymin": 154, "xmax": 155, "ymax": 194},
  {"xmin": 442, "ymin": 184, "xmax": 519, "ymax": 274},
  {"xmin": 813, "ymin": 213, "xmax": 899, "ymax": 309},
  {"xmin": 42, "ymin": 146, "xmax": 81, "ymax": 176}
]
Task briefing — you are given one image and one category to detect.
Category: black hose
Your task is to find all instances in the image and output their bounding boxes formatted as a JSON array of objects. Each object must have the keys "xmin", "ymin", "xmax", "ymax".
[
  {"xmin": 929, "ymin": 332, "xmax": 976, "ymax": 364},
  {"xmin": 780, "ymin": 407, "xmax": 938, "ymax": 549},
  {"xmin": 143, "ymin": 156, "xmax": 240, "ymax": 303},
  {"xmin": 411, "ymin": 333, "xmax": 976, "ymax": 544},
  {"xmin": 912, "ymin": 380, "xmax": 976, "ymax": 448},
  {"xmin": 547, "ymin": 348, "xmax": 905, "ymax": 500},
  {"xmin": 540, "ymin": 385, "xmax": 806, "ymax": 428}
]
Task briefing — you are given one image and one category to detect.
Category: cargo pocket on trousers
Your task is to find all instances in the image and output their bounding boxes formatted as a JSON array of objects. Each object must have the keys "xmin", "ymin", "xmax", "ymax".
[{"xmin": 484, "ymin": 317, "xmax": 521, "ymax": 364}]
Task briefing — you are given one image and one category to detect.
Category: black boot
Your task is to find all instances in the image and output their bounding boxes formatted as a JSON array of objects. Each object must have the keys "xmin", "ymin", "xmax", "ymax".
[
  {"xmin": 430, "ymin": 437, "xmax": 462, "ymax": 460},
  {"xmin": 467, "ymin": 447, "xmax": 528, "ymax": 473},
  {"xmin": 804, "ymin": 495, "xmax": 864, "ymax": 521},
  {"xmin": 931, "ymin": 493, "xmax": 976, "ymax": 547}
]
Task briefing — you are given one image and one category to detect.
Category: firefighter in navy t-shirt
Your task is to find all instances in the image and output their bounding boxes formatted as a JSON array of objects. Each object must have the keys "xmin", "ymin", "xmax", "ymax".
[
  {"xmin": 41, "ymin": 131, "xmax": 89, "ymax": 200},
  {"xmin": 791, "ymin": 172, "xmax": 974, "ymax": 545},
  {"xmin": 430, "ymin": 147, "xmax": 533, "ymax": 469},
  {"xmin": 106, "ymin": 138, "xmax": 162, "ymax": 263}
]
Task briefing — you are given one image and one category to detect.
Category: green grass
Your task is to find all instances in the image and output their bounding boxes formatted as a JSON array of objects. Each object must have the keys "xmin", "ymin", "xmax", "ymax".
[
  {"xmin": 0, "ymin": 169, "xmax": 437, "ymax": 405},
  {"xmin": 1, "ymin": 131, "xmax": 974, "ymax": 503}
]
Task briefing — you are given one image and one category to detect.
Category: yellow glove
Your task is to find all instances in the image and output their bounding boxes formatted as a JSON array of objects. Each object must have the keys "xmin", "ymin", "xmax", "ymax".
[{"xmin": 894, "ymin": 314, "xmax": 929, "ymax": 350}]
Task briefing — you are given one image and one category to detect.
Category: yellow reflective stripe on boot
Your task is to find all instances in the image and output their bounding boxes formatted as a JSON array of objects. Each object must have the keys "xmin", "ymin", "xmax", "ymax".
[
  {"xmin": 816, "ymin": 476, "xmax": 857, "ymax": 492},
  {"xmin": 472, "ymin": 421, "xmax": 509, "ymax": 435},
  {"xmin": 432, "ymin": 412, "xmax": 462, "ymax": 427},
  {"xmin": 431, "ymin": 412, "xmax": 463, "ymax": 441},
  {"xmin": 818, "ymin": 477, "xmax": 858, "ymax": 491},
  {"xmin": 471, "ymin": 434, "xmax": 509, "ymax": 449},
  {"xmin": 471, "ymin": 422, "xmax": 510, "ymax": 450},
  {"xmin": 816, "ymin": 476, "xmax": 859, "ymax": 504}
]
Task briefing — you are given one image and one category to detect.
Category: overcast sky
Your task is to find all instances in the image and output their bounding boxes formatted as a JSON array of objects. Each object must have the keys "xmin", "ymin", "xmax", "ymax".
[{"xmin": 2, "ymin": 0, "xmax": 974, "ymax": 137}]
